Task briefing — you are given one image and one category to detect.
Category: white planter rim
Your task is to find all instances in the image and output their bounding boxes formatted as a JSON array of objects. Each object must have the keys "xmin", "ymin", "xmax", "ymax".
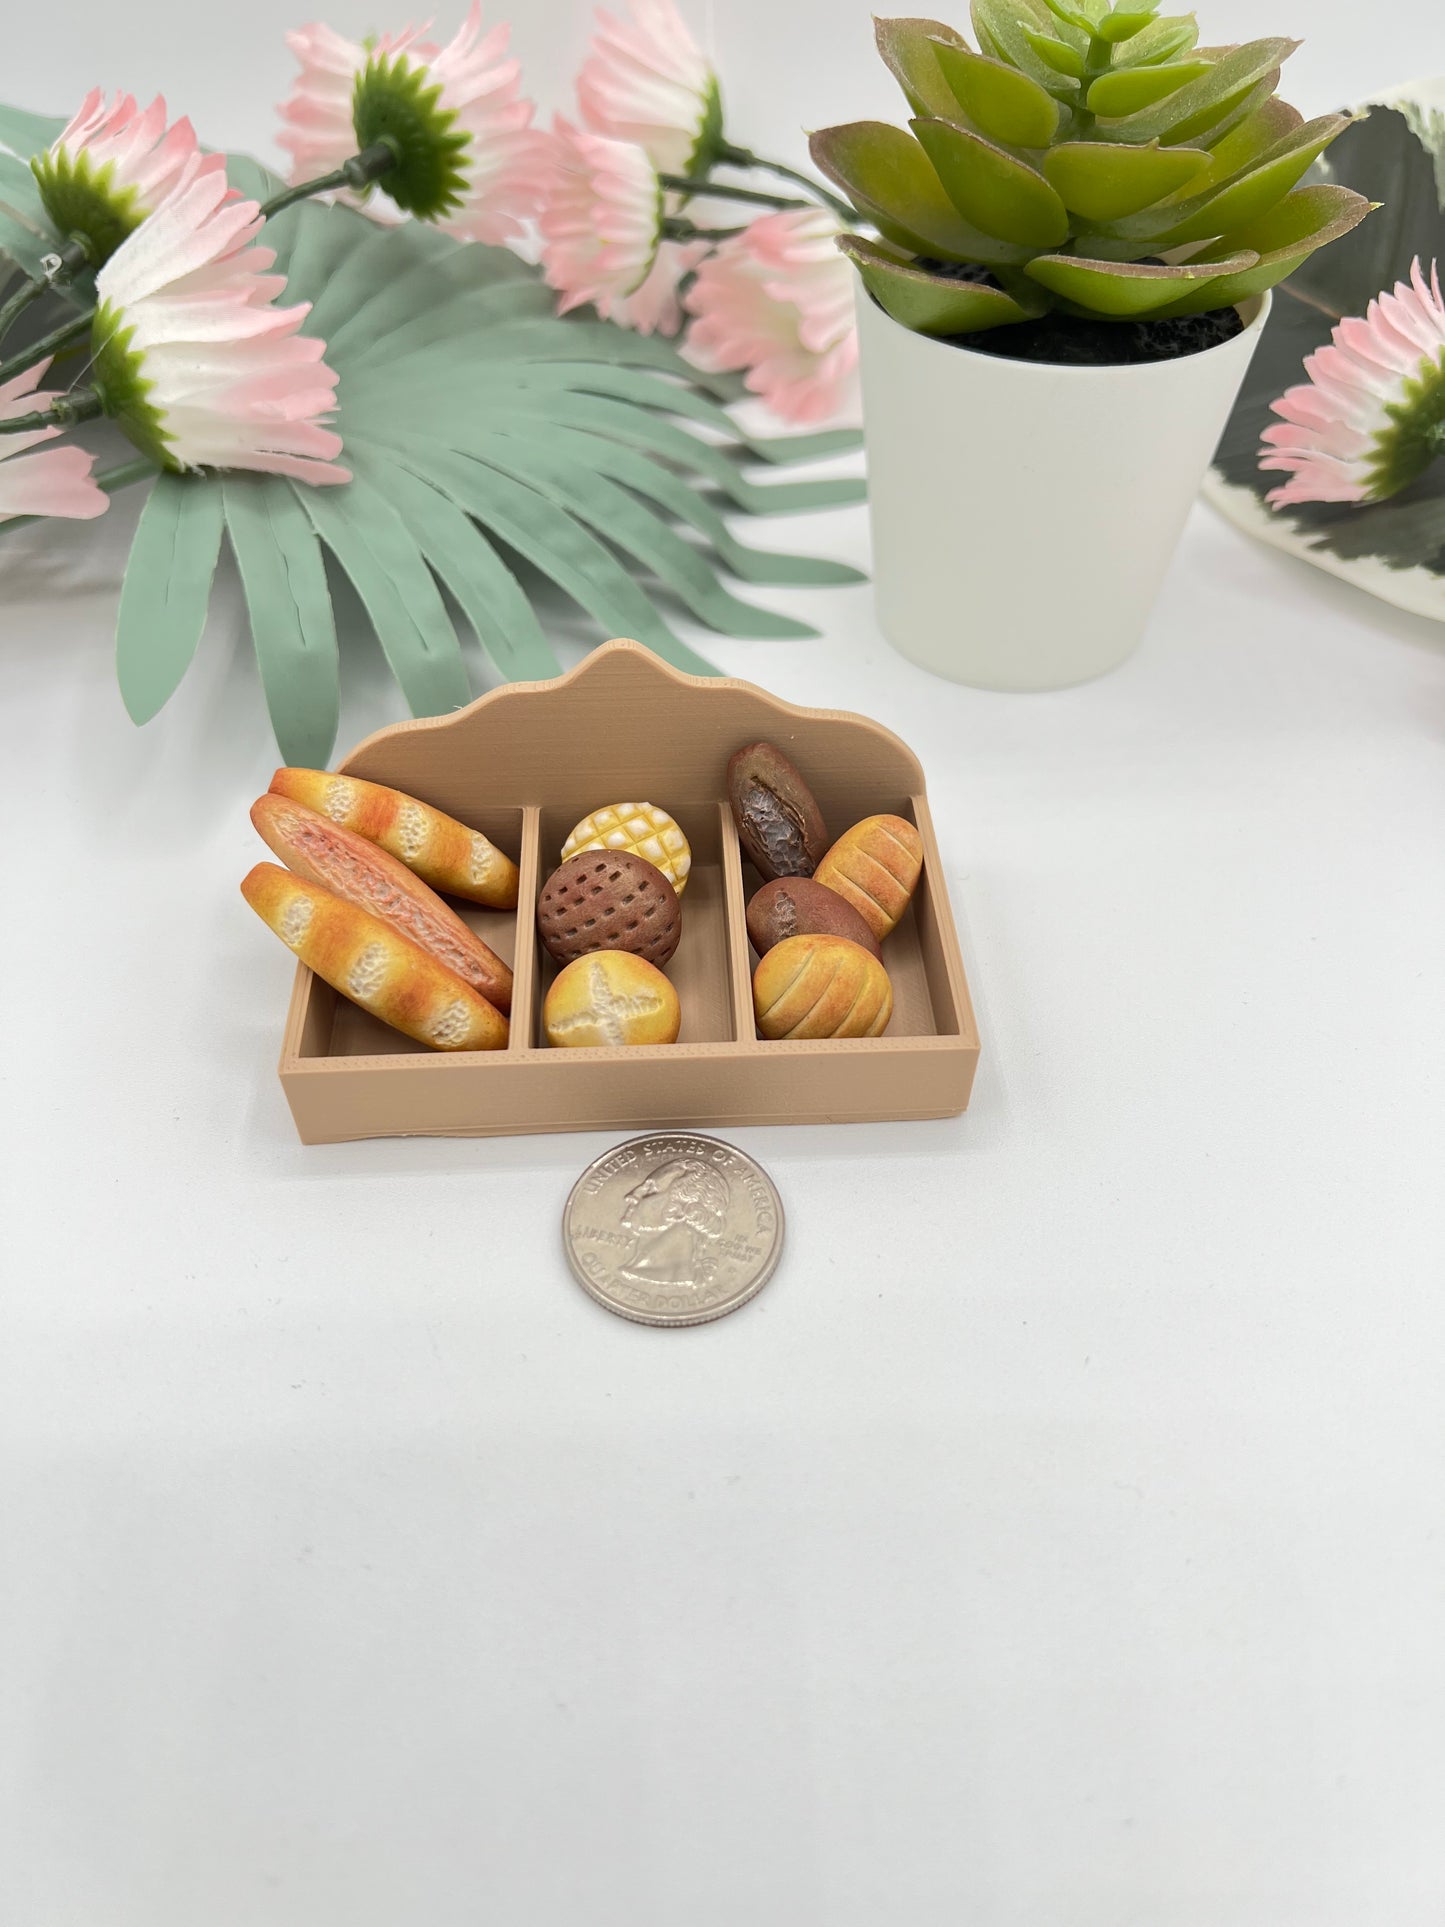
[{"xmin": 858, "ymin": 288, "xmax": 1270, "ymax": 380}]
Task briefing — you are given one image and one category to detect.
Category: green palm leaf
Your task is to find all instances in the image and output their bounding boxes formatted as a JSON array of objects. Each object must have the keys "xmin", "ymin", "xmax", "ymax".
[{"xmin": 1, "ymin": 127, "xmax": 863, "ymax": 756}]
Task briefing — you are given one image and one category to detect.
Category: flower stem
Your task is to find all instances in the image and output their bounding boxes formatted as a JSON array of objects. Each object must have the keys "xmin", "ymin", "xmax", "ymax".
[
  {"xmin": 259, "ymin": 141, "xmax": 398, "ymax": 219},
  {"xmin": 0, "ymin": 237, "xmax": 93, "ymax": 349},
  {"xmin": 0, "ymin": 387, "xmax": 103, "ymax": 433},
  {"xmin": 714, "ymin": 143, "xmax": 854, "ymax": 221},
  {"xmin": 658, "ymin": 173, "xmax": 811, "ymax": 212},
  {"xmin": 0, "ymin": 310, "xmax": 95, "ymax": 389},
  {"xmin": 666, "ymin": 218, "xmax": 748, "ymax": 243}
]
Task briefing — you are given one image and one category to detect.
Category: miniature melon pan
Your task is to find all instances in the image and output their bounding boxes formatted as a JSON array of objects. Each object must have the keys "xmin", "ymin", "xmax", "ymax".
[{"xmin": 276, "ymin": 640, "xmax": 980, "ymax": 1142}]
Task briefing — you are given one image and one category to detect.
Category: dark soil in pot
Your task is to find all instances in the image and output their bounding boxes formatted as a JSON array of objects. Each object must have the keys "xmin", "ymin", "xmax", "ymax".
[{"xmin": 914, "ymin": 259, "xmax": 1245, "ymax": 367}]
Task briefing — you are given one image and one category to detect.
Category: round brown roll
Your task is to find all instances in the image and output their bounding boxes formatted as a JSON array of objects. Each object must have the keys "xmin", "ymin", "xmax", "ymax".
[{"xmin": 536, "ymin": 850, "xmax": 682, "ymax": 968}]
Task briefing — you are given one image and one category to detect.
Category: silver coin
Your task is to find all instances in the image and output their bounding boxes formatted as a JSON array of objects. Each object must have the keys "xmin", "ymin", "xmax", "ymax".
[{"xmin": 562, "ymin": 1133, "xmax": 785, "ymax": 1327}]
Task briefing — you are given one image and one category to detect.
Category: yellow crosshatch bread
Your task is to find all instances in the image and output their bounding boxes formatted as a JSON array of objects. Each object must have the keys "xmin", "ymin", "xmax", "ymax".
[
  {"xmin": 241, "ymin": 865, "xmax": 508, "ymax": 1052},
  {"xmin": 561, "ymin": 801, "xmax": 691, "ymax": 895},
  {"xmin": 753, "ymin": 934, "xmax": 893, "ymax": 1041},
  {"xmin": 269, "ymin": 768, "xmax": 520, "ymax": 908},
  {"xmin": 813, "ymin": 814, "xmax": 924, "ymax": 943},
  {"xmin": 544, "ymin": 952, "xmax": 682, "ymax": 1049}
]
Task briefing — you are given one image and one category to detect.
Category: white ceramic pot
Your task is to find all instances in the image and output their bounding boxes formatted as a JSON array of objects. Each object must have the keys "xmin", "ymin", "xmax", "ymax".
[{"xmin": 856, "ymin": 287, "xmax": 1271, "ymax": 691}]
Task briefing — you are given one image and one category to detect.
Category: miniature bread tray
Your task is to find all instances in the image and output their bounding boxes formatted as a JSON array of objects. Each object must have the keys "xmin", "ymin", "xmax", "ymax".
[{"xmin": 275, "ymin": 639, "xmax": 980, "ymax": 1142}]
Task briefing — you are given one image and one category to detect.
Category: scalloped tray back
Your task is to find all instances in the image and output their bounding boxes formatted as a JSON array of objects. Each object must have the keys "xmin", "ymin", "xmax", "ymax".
[{"xmin": 277, "ymin": 640, "xmax": 980, "ymax": 1141}]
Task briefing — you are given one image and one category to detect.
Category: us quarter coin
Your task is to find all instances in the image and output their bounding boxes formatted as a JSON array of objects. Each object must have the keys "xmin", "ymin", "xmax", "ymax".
[{"xmin": 562, "ymin": 1133, "xmax": 785, "ymax": 1327}]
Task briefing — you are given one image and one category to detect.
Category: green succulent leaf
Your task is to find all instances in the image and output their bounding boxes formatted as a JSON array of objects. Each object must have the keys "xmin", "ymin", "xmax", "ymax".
[
  {"xmin": 840, "ymin": 234, "xmax": 1047, "ymax": 333},
  {"xmin": 809, "ymin": 120, "xmax": 1033, "ymax": 264},
  {"xmin": 973, "ymin": 0, "xmax": 1084, "ymax": 96},
  {"xmin": 912, "ymin": 117, "xmax": 1070, "ymax": 247},
  {"xmin": 1044, "ymin": 139, "xmax": 1210, "ymax": 221},
  {"xmin": 1156, "ymin": 182, "xmax": 1373, "ymax": 314},
  {"xmin": 1109, "ymin": 16, "xmax": 1198, "ymax": 66},
  {"xmin": 932, "ymin": 42, "xmax": 1061, "ymax": 147},
  {"xmin": 1181, "ymin": 97, "xmax": 1304, "ymax": 198},
  {"xmin": 1097, "ymin": 38, "xmax": 1297, "ymax": 145},
  {"xmin": 1023, "ymin": 247, "xmax": 1258, "ymax": 315},
  {"xmin": 1042, "ymin": 0, "xmax": 1094, "ymax": 31},
  {"xmin": 1096, "ymin": 8, "xmax": 1160, "ymax": 44},
  {"xmin": 1021, "ymin": 28, "xmax": 1086, "ymax": 79},
  {"xmin": 874, "ymin": 16, "xmax": 971, "ymax": 120},
  {"xmin": 1134, "ymin": 115, "xmax": 1352, "ymax": 247},
  {"xmin": 1084, "ymin": 59, "xmax": 1214, "ymax": 118}
]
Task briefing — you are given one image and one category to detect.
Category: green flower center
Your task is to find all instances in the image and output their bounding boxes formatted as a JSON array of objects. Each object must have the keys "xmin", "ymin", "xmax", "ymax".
[
  {"xmin": 90, "ymin": 303, "xmax": 177, "ymax": 470},
  {"xmin": 351, "ymin": 52, "xmax": 469, "ymax": 223},
  {"xmin": 31, "ymin": 149, "xmax": 146, "ymax": 268},
  {"xmin": 1367, "ymin": 348, "xmax": 1445, "ymax": 499}
]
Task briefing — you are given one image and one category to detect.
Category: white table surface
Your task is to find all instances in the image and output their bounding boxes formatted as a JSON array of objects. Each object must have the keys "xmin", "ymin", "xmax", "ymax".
[{"xmin": 5, "ymin": 3, "xmax": 1445, "ymax": 1921}]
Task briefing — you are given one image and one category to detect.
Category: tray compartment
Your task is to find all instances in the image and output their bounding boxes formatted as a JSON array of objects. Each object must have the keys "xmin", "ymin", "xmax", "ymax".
[
  {"xmin": 725, "ymin": 796, "xmax": 961, "ymax": 1043},
  {"xmin": 289, "ymin": 804, "xmax": 531, "ymax": 1060},
  {"xmin": 531, "ymin": 799, "xmax": 742, "ymax": 1046}
]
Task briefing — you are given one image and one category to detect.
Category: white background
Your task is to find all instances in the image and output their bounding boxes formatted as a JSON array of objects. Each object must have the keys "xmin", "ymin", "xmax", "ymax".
[{"xmin": 4, "ymin": 3, "xmax": 1445, "ymax": 1923}]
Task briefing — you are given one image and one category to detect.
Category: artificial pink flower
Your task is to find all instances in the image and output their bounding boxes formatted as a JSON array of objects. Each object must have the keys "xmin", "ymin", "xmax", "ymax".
[
  {"xmin": 0, "ymin": 362, "xmax": 108, "ymax": 524},
  {"xmin": 683, "ymin": 207, "xmax": 859, "ymax": 424},
  {"xmin": 91, "ymin": 157, "xmax": 349, "ymax": 485},
  {"xmin": 277, "ymin": 6, "xmax": 547, "ymax": 243},
  {"xmin": 32, "ymin": 90, "xmax": 224, "ymax": 266},
  {"xmin": 539, "ymin": 121, "xmax": 670, "ymax": 324},
  {"xmin": 276, "ymin": 22, "xmax": 369, "ymax": 189},
  {"xmin": 1260, "ymin": 257, "xmax": 1445, "ymax": 507},
  {"xmin": 577, "ymin": 0, "xmax": 721, "ymax": 177}
]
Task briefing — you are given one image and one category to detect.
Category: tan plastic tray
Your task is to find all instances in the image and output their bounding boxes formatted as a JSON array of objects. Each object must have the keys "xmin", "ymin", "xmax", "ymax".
[{"xmin": 276, "ymin": 639, "xmax": 980, "ymax": 1142}]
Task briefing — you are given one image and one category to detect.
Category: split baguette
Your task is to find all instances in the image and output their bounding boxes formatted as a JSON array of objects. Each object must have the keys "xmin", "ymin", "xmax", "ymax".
[
  {"xmin": 241, "ymin": 864, "xmax": 508, "ymax": 1052},
  {"xmin": 269, "ymin": 767, "xmax": 519, "ymax": 908},
  {"xmin": 251, "ymin": 794, "xmax": 513, "ymax": 1012}
]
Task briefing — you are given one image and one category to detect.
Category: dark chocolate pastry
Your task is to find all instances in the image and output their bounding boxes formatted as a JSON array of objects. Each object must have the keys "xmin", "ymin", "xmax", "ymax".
[
  {"xmin": 536, "ymin": 850, "xmax": 682, "ymax": 968},
  {"xmin": 746, "ymin": 876, "xmax": 883, "ymax": 963},
  {"xmin": 727, "ymin": 741, "xmax": 828, "ymax": 881}
]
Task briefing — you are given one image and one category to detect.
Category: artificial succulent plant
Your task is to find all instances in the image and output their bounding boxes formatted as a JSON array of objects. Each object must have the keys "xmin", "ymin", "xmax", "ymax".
[{"xmin": 810, "ymin": 0, "xmax": 1374, "ymax": 336}]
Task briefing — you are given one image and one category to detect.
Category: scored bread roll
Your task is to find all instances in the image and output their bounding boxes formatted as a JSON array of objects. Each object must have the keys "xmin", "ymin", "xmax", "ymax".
[
  {"xmin": 251, "ymin": 794, "xmax": 513, "ymax": 1012},
  {"xmin": 813, "ymin": 814, "xmax": 923, "ymax": 943},
  {"xmin": 241, "ymin": 865, "xmax": 508, "ymax": 1052},
  {"xmin": 269, "ymin": 768, "xmax": 519, "ymax": 908},
  {"xmin": 752, "ymin": 933, "xmax": 892, "ymax": 1040}
]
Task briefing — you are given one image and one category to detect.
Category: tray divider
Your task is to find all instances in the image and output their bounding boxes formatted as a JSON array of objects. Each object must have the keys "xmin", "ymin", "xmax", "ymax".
[
  {"xmin": 717, "ymin": 801, "xmax": 759, "ymax": 1049},
  {"xmin": 507, "ymin": 805, "xmax": 543, "ymax": 1051}
]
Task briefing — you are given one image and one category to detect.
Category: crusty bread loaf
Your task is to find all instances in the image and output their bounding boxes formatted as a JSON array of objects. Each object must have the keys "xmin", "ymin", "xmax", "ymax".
[
  {"xmin": 251, "ymin": 794, "xmax": 513, "ymax": 1012},
  {"xmin": 241, "ymin": 865, "xmax": 508, "ymax": 1052},
  {"xmin": 269, "ymin": 768, "xmax": 519, "ymax": 908},
  {"xmin": 813, "ymin": 814, "xmax": 923, "ymax": 942},
  {"xmin": 752, "ymin": 934, "xmax": 892, "ymax": 1041}
]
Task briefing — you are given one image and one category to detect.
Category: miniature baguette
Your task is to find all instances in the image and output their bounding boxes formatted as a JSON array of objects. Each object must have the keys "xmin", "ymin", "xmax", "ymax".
[
  {"xmin": 813, "ymin": 814, "xmax": 924, "ymax": 942},
  {"xmin": 241, "ymin": 865, "xmax": 508, "ymax": 1052},
  {"xmin": 268, "ymin": 768, "xmax": 519, "ymax": 907},
  {"xmin": 251, "ymin": 794, "xmax": 513, "ymax": 1013}
]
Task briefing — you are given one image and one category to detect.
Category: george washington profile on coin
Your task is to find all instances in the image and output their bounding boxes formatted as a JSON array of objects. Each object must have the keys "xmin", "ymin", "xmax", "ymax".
[{"xmin": 617, "ymin": 1158, "xmax": 731, "ymax": 1289}]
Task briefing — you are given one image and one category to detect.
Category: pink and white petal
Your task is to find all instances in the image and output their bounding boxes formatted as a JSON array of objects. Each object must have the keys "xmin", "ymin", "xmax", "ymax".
[{"xmin": 0, "ymin": 444, "xmax": 109, "ymax": 522}]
